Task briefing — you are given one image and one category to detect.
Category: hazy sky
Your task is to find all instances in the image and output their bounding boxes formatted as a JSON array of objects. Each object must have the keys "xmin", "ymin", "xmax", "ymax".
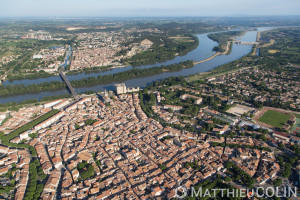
[{"xmin": 1, "ymin": 0, "xmax": 299, "ymax": 17}]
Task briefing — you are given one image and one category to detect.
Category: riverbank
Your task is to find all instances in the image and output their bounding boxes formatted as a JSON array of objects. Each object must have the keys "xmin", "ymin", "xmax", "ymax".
[
  {"xmin": 186, "ymin": 65, "xmax": 254, "ymax": 82},
  {"xmin": 0, "ymin": 61, "xmax": 194, "ymax": 97},
  {"xmin": 193, "ymin": 41, "xmax": 231, "ymax": 65},
  {"xmin": 186, "ymin": 46, "xmax": 259, "ymax": 82},
  {"xmin": 193, "ymin": 30, "xmax": 248, "ymax": 65},
  {"xmin": 0, "ymin": 28, "xmax": 266, "ymax": 104}
]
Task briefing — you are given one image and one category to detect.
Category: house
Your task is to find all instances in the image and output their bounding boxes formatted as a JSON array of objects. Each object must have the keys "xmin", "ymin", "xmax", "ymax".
[
  {"xmin": 291, "ymin": 136, "xmax": 300, "ymax": 144},
  {"xmin": 151, "ymin": 186, "xmax": 164, "ymax": 196},
  {"xmin": 0, "ymin": 166, "xmax": 9, "ymax": 175},
  {"xmin": 227, "ymin": 99, "xmax": 235, "ymax": 105},
  {"xmin": 43, "ymin": 99, "xmax": 63, "ymax": 108},
  {"xmin": 273, "ymin": 131, "xmax": 290, "ymax": 143},
  {"xmin": 0, "ymin": 145, "xmax": 9, "ymax": 154},
  {"xmin": 34, "ymin": 111, "xmax": 65, "ymax": 131},
  {"xmin": 164, "ymin": 105, "xmax": 182, "ymax": 111},
  {"xmin": 0, "ymin": 113, "xmax": 7, "ymax": 124},
  {"xmin": 213, "ymin": 125, "xmax": 229, "ymax": 134}
]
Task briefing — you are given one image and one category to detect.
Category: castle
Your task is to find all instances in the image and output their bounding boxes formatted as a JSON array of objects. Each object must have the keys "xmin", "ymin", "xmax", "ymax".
[{"xmin": 115, "ymin": 83, "xmax": 140, "ymax": 94}]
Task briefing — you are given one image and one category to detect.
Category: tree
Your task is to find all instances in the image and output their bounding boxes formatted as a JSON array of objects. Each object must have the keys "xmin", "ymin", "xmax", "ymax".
[
  {"xmin": 289, "ymin": 156, "xmax": 297, "ymax": 165},
  {"xmin": 149, "ymin": 93, "xmax": 156, "ymax": 103},
  {"xmin": 278, "ymin": 143, "xmax": 285, "ymax": 149},
  {"xmin": 225, "ymin": 161, "xmax": 234, "ymax": 169},
  {"xmin": 84, "ymin": 119, "xmax": 97, "ymax": 126},
  {"xmin": 282, "ymin": 163, "xmax": 291, "ymax": 178},
  {"xmin": 77, "ymin": 161, "xmax": 88, "ymax": 170},
  {"xmin": 257, "ymin": 134, "xmax": 266, "ymax": 142},
  {"xmin": 273, "ymin": 178, "xmax": 282, "ymax": 187},
  {"xmin": 258, "ymin": 188, "xmax": 264, "ymax": 196},
  {"xmin": 224, "ymin": 176, "xmax": 232, "ymax": 182},
  {"xmin": 277, "ymin": 156, "xmax": 284, "ymax": 167},
  {"xmin": 29, "ymin": 132, "xmax": 38, "ymax": 139},
  {"xmin": 94, "ymin": 135, "xmax": 100, "ymax": 141},
  {"xmin": 75, "ymin": 123, "xmax": 81, "ymax": 130},
  {"xmin": 159, "ymin": 164, "xmax": 167, "ymax": 171},
  {"xmin": 77, "ymin": 161, "xmax": 95, "ymax": 181},
  {"xmin": 80, "ymin": 164, "xmax": 95, "ymax": 180}
]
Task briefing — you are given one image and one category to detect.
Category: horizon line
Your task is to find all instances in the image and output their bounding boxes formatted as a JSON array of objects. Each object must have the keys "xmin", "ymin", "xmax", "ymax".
[{"xmin": 1, "ymin": 15, "xmax": 300, "ymax": 19}]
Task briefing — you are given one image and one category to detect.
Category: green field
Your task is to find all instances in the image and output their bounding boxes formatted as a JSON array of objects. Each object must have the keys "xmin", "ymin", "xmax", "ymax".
[{"xmin": 258, "ymin": 110, "xmax": 290, "ymax": 128}]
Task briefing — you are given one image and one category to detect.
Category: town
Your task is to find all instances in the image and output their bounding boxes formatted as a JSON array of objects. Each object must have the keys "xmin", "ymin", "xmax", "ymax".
[
  {"xmin": 0, "ymin": 12, "xmax": 299, "ymax": 200},
  {"xmin": 0, "ymin": 67, "xmax": 299, "ymax": 199},
  {"xmin": 0, "ymin": 25, "xmax": 177, "ymax": 82}
]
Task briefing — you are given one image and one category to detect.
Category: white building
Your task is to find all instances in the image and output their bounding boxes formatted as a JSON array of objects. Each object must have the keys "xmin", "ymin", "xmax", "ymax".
[
  {"xmin": 0, "ymin": 113, "xmax": 7, "ymax": 125},
  {"xmin": 34, "ymin": 111, "xmax": 65, "ymax": 131},
  {"xmin": 115, "ymin": 83, "xmax": 127, "ymax": 94},
  {"xmin": 115, "ymin": 83, "xmax": 140, "ymax": 94},
  {"xmin": 33, "ymin": 54, "xmax": 43, "ymax": 59},
  {"xmin": 43, "ymin": 99, "xmax": 63, "ymax": 108}
]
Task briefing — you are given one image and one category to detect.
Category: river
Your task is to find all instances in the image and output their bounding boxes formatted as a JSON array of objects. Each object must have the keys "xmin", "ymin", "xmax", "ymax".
[{"xmin": 0, "ymin": 27, "xmax": 272, "ymax": 104}]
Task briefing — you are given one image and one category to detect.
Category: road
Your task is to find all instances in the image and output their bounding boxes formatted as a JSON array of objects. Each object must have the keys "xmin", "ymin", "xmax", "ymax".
[{"xmin": 59, "ymin": 69, "xmax": 79, "ymax": 100}]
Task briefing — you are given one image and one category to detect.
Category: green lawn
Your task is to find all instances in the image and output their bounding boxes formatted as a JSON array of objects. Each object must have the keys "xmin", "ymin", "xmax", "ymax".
[{"xmin": 258, "ymin": 110, "xmax": 290, "ymax": 128}]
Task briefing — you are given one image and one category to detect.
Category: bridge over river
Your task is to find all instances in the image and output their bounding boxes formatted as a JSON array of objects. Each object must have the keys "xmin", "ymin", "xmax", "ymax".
[
  {"xmin": 0, "ymin": 27, "xmax": 275, "ymax": 104},
  {"xmin": 234, "ymin": 40, "xmax": 259, "ymax": 45},
  {"xmin": 59, "ymin": 69, "xmax": 79, "ymax": 100}
]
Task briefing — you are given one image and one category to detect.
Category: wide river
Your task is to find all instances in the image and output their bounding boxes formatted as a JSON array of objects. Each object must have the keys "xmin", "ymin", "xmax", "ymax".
[{"xmin": 0, "ymin": 27, "xmax": 272, "ymax": 103}]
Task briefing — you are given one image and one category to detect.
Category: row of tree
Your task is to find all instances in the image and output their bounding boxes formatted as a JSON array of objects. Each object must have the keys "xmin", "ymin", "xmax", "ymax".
[
  {"xmin": 0, "ymin": 109, "xmax": 59, "ymax": 155},
  {"xmin": 24, "ymin": 160, "xmax": 47, "ymax": 200},
  {"xmin": 0, "ymin": 61, "xmax": 193, "ymax": 97}
]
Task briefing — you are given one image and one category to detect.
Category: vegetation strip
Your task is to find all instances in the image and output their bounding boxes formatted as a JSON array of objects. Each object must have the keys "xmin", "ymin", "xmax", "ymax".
[
  {"xmin": 0, "ymin": 109, "xmax": 60, "ymax": 199},
  {"xmin": 0, "ymin": 61, "xmax": 193, "ymax": 97}
]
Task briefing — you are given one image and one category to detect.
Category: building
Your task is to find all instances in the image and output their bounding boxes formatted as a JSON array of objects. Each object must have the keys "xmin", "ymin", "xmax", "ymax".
[
  {"xmin": 115, "ymin": 83, "xmax": 140, "ymax": 94},
  {"xmin": 156, "ymin": 92, "xmax": 161, "ymax": 103},
  {"xmin": 115, "ymin": 83, "xmax": 127, "ymax": 94},
  {"xmin": 164, "ymin": 105, "xmax": 183, "ymax": 111},
  {"xmin": 0, "ymin": 113, "xmax": 6, "ymax": 124},
  {"xmin": 227, "ymin": 99, "xmax": 235, "ymax": 105},
  {"xmin": 22, "ymin": 30, "xmax": 52, "ymax": 40},
  {"xmin": 104, "ymin": 89, "xmax": 109, "ymax": 97},
  {"xmin": 140, "ymin": 39, "xmax": 153, "ymax": 48},
  {"xmin": 273, "ymin": 131, "xmax": 290, "ymax": 143},
  {"xmin": 213, "ymin": 125, "xmax": 230, "ymax": 134},
  {"xmin": 291, "ymin": 136, "xmax": 300, "ymax": 144},
  {"xmin": 127, "ymin": 86, "xmax": 140, "ymax": 93},
  {"xmin": 34, "ymin": 111, "xmax": 65, "ymax": 131},
  {"xmin": 32, "ymin": 54, "xmax": 43, "ymax": 59},
  {"xmin": 0, "ymin": 145, "xmax": 9, "ymax": 154},
  {"xmin": 180, "ymin": 94, "xmax": 203, "ymax": 105},
  {"xmin": 43, "ymin": 99, "xmax": 63, "ymax": 108},
  {"xmin": 195, "ymin": 98, "xmax": 203, "ymax": 105}
]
